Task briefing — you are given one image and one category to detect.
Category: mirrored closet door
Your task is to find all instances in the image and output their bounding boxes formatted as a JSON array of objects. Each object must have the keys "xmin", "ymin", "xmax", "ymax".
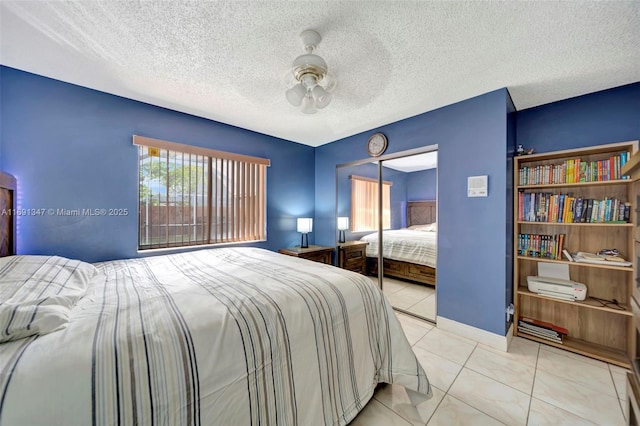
[{"xmin": 336, "ymin": 146, "xmax": 438, "ymax": 322}]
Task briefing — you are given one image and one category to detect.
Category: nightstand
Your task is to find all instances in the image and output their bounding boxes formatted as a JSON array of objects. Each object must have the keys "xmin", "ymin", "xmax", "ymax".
[
  {"xmin": 278, "ymin": 245, "xmax": 334, "ymax": 265},
  {"xmin": 337, "ymin": 241, "xmax": 369, "ymax": 274}
]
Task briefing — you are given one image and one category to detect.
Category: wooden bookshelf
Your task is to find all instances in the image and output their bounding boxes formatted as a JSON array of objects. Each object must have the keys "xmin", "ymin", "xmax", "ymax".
[
  {"xmin": 622, "ymin": 150, "xmax": 640, "ymax": 417},
  {"xmin": 513, "ymin": 140, "xmax": 639, "ymax": 368}
]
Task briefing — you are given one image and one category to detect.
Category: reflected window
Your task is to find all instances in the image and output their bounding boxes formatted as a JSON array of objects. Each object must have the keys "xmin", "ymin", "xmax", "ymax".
[{"xmin": 350, "ymin": 175, "xmax": 391, "ymax": 231}]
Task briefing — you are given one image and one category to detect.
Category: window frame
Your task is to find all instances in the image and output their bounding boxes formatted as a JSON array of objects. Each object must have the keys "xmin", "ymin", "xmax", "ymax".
[{"xmin": 134, "ymin": 135, "xmax": 269, "ymax": 251}]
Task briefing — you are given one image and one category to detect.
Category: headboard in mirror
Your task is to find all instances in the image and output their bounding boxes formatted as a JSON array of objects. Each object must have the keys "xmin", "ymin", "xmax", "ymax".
[
  {"xmin": 407, "ymin": 200, "xmax": 436, "ymax": 227},
  {"xmin": 0, "ymin": 171, "xmax": 17, "ymax": 257}
]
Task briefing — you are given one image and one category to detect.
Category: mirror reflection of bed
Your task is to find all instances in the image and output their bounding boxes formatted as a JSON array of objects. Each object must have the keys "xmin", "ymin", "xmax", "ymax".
[
  {"xmin": 363, "ymin": 200, "xmax": 436, "ymax": 320},
  {"xmin": 336, "ymin": 148, "xmax": 438, "ymax": 323}
]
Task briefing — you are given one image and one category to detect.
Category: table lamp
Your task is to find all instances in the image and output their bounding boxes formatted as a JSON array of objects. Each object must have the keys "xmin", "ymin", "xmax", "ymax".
[
  {"xmin": 297, "ymin": 218, "xmax": 313, "ymax": 248},
  {"xmin": 337, "ymin": 217, "xmax": 349, "ymax": 243}
]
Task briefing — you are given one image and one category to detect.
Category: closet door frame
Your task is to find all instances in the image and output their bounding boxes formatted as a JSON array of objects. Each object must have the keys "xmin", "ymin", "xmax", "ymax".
[{"xmin": 335, "ymin": 144, "xmax": 438, "ymax": 293}]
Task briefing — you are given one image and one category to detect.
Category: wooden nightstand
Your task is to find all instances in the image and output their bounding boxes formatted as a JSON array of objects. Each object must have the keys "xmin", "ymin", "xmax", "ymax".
[
  {"xmin": 337, "ymin": 241, "xmax": 368, "ymax": 274},
  {"xmin": 278, "ymin": 245, "xmax": 334, "ymax": 265}
]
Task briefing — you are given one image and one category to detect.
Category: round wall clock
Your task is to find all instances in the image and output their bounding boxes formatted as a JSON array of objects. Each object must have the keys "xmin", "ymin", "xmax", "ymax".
[{"xmin": 367, "ymin": 132, "xmax": 388, "ymax": 157}]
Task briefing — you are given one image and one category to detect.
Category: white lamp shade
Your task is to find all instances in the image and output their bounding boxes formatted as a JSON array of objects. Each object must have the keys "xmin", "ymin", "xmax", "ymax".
[
  {"xmin": 312, "ymin": 85, "xmax": 332, "ymax": 109},
  {"xmin": 297, "ymin": 218, "xmax": 313, "ymax": 233},
  {"xmin": 337, "ymin": 217, "xmax": 349, "ymax": 230},
  {"xmin": 301, "ymin": 94, "xmax": 317, "ymax": 114},
  {"xmin": 286, "ymin": 83, "xmax": 306, "ymax": 106}
]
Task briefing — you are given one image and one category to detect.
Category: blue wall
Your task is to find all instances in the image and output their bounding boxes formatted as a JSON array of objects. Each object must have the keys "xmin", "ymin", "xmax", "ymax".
[
  {"xmin": 0, "ymin": 66, "xmax": 315, "ymax": 262},
  {"xmin": 517, "ymin": 82, "xmax": 640, "ymax": 153},
  {"xmin": 316, "ymin": 88, "xmax": 513, "ymax": 336},
  {"xmin": 407, "ymin": 168, "xmax": 437, "ymax": 201}
]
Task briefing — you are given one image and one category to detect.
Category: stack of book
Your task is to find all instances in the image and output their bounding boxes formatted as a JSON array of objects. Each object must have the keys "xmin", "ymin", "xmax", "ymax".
[
  {"xmin": 518, "ymin": 317, "xmax": 568, "ymax": 344},
  {"xmin": 517, "ymin": 191, "xmax": 630, "ymax": 223},
  {"xmin": 517, "ymin": 233, "xmax": 565, "ymax": 260},
  {"xmin": 518, "ymin": 151, "xmax": 630, "ymax": 185}
]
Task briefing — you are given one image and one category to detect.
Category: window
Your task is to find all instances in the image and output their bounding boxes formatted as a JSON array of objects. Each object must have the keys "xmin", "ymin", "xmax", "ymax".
[
  {"xmin": 350, "ymin": 175, "xmax": 391, "ymax": 232},
  {"xmin": 135, "ymin": 135, "xmax": 269, "ymax": 250}
]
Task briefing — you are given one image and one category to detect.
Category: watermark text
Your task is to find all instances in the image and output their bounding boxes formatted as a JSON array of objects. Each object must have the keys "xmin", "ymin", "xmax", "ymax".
[{"xmin": 1, "ymin": 208, "xmax": 129, "ymax": 217}]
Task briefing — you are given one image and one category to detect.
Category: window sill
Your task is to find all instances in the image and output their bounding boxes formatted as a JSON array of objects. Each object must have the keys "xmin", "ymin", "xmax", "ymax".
[{"xmin": 137, "ymin": 239, "xmax": 267, "ymax": 257}]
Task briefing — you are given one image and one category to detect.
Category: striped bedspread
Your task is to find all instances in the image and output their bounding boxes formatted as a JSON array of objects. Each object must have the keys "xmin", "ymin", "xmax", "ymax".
[
  {"xmin": 362, "ymin": 229, "xmax": 437, "ymax": 268},
  {"xmin": 0, "ymin": 247, "xmax": 430, "ymax": 425}
]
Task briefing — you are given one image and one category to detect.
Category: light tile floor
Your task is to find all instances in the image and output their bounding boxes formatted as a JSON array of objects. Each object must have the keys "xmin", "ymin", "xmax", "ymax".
[
  {"xmin": 372, "ymin": 276, "xmax": 437, "ymax": 322},
  {"xmin": 350, "ymin": 312, "xmax": 629, "ymax": 426}
]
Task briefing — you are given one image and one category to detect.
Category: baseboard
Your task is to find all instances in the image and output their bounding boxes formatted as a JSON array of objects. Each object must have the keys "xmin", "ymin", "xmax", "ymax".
[{"xmin": 436, "ymin": 316, "xmax": 513, "ymax": 352}]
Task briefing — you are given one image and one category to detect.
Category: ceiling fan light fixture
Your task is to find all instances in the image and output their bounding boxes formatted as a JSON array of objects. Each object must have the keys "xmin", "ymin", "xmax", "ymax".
[
  {"xmin": 285, "ymin": 83, "xmax": 306, "ymax": 106},
  {"xmin": 291, "ymin": 53, "xmax": 328, "ymax": 79},
  {"xmin": 312, "ymin": 85, "xmax": 331, "ymax": 108},
  {"xmin": 301, "ymin": 93, "xmax": 317, "ymax": 114},
  {"xmin": 285, "ymin": 29, "xmax": 335, "ymax": 113}
]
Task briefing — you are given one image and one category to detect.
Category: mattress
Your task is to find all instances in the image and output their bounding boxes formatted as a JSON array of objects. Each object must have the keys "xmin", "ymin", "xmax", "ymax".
[
  {"xmin": 0, "ymin": 247, "xmax": 430, "ymax": 425},
  {"xmin": 361, "ymin": 229, "xmax": 437, "ymax": 268}
]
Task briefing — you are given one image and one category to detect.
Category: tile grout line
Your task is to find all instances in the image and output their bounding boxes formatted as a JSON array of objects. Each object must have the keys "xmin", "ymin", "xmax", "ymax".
[
  {"xmin": 439, "ymin": 393, "xmax": 509, "ymax": 426},
  {"xmin": 441, "ymin": 340, "xmax": 534, "ymax": 425},
  {"xmin": 369, "ymin": 394, "xmax": 414, "ymax": 426},
  {"xmin": 608, "ymin": 365, "xmax": 628, "ymax": 422},
  {"xmin": 533, "ymin": 345, "xmax": 623, "ymax": 424},
  {"xmin": 443, "ymin": 342, "xmax": 513, "ymax": 425},
  {"xmin": 524, "ymin": 342, "xmax": 541, "ymax": 426},
  {"xmin": 436, "ymin": 342, "xmax": 510, "ymax": 425}
]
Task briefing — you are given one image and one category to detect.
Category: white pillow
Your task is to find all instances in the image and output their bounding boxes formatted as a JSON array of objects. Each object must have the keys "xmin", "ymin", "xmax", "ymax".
[
  {"xmin": 407, "ymin": 223, "xmax": 437, "ymax": 232},
  {"xmin": 0, "ymin": 255, "xmax": 99, "ymax": 342}
]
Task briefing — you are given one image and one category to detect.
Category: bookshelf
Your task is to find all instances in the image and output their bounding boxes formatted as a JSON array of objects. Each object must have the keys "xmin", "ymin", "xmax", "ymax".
[
  {"xmin": 513, "ymin": 140, "xmax": 638, "ymax": 368},
  {"xmin": 621, "ymin": 149, "xmax": 640, "ymax": 423}
]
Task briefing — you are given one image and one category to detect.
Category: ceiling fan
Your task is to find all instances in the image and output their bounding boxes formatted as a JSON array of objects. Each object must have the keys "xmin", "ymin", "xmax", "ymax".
[{"xmin": 284, "ymin": 29, "xmax": 336, "ymax": 114}]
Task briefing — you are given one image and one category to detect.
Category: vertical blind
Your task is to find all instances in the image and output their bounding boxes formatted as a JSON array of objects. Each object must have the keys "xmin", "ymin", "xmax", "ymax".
[
  {"xmin": 134, "ymin": 135, "xmax": 269, "ymax": 250},
  {"xmin": 350, "ymin": 175, "xmax": 392, "ymax": 232}
]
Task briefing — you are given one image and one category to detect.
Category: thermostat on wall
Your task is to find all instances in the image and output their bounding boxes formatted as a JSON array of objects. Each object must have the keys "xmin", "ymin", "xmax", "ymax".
[{"xmin": 467, "ymin": 175, "xmax": 488, "ymax": 197}]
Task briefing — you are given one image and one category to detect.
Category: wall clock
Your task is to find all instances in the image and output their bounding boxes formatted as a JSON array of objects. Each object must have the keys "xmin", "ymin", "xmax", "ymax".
[{"xmin": 367, "ymin": 132, "xmax": 388, "ymax": 157}]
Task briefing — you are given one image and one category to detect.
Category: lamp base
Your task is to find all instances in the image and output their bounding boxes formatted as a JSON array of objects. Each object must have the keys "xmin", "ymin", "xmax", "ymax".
[
  {"xmin": 301, "ymin": 233, "xmax": 309, "ymax": 248},
  {"xmin": 338, "ymin": 230, "xmax": 346, "ymax": 244}
]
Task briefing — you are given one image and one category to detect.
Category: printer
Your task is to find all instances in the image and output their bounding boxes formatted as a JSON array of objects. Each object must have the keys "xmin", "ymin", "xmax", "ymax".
[{"xmin": 527, "ymin": 276, "xmax": 587, "ymax": 301}]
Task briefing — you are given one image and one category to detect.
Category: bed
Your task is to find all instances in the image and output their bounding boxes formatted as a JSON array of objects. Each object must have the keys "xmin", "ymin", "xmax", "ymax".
[
  {"xmin": 363, "ymin": 200, "xmax": 437, "ymax": 286},
  {"xmin": 0, "ymin": 171, "xmax": 431, "ymax": 425}
]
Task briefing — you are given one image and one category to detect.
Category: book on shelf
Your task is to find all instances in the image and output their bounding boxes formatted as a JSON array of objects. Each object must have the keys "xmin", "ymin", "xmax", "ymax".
[
  {"xmin": 574, "ymin": 197, "xmax": 583, "ymax": 222},
  {"xmin": 519, "ymin": 322, "xmax": 563, "ymax": 338},
  {"xmin": 517, "ymin": 151, "xmax": 630, "ymax": 185},
  {"xmin": 518, "ymin": 324, "xmax": 564, "ymax": 343},
  {"xmin": 517, "ymin": 191, "xmax": 630, "ymax": 223},
  {"xmin": 518, "ymin": 233, "xmax": 565, "ymax": 260},
  {"xmin": 562, "ymin": 249, "xmax": 574, "ymax": 262},
  {"xmin": 573, "ymin": 251, "xmax": 632, "ymax": 267},
  {"xmin": 518, "ymin": 327, "xmax": 564, "ymax": 343},
  {"xmin": 583, "ymin": 199, "xmax": 593, "ymax": 223},
  {"xmin": 518, "ymin": 317, "xmax": 567, "ymax": 344},
  {"xmin": 557, "ymin": 194, "xmax": 565, "ymax": 222},
  {"xmin": 519, "ymin": 316, "xmax": 569, "ymax": 335}
]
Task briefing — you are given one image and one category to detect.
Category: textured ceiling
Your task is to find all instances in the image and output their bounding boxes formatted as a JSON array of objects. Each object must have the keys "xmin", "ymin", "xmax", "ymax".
[{"xmin": 1, "ymin": 1, "xmax": 639, "ymax": 147}]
